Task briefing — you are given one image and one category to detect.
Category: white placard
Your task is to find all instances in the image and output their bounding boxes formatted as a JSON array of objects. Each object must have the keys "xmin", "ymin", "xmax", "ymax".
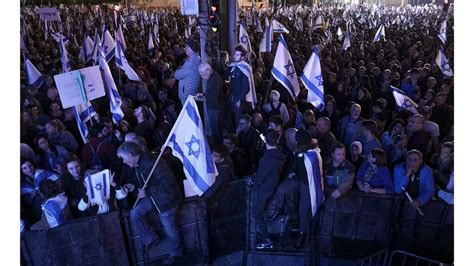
[
  {"xmin": 38, "ymin": 7, "xmax": 61, "ymax": 22},
  {"xmin": 54, "ymin": 66, "xmax": 106, "ymax": 109}
]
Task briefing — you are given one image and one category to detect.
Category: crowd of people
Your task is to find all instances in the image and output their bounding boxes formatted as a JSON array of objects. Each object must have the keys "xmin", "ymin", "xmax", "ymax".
[{"xmin": 20, "ymin": 2, "xmax": 454, "ymax": 259}]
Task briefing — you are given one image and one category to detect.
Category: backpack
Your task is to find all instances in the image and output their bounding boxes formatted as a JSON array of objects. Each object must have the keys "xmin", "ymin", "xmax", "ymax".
[{"xmin": 89, "ymin": 142, "xmax": 104, "ymax": 170}]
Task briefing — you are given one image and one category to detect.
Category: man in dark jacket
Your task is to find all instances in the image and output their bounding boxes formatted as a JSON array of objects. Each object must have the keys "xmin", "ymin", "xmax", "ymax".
[
  {"xmin": 228, "ymin": 45, "xmax": 250, "ymax": 129},
  {"xmin": 250, "ymin": 129, "xmax": 287, "ymax": 249},
  {"xmin": 199, "ymin": 62, "xmax": 224, "ymax": 143},
  {"xmin": 202, "ymin": 144, "xmax": 235, "ymax": 198},
  {"xmin": 116, "ymin": 142, "xmax": 183, "ymax": 263}
]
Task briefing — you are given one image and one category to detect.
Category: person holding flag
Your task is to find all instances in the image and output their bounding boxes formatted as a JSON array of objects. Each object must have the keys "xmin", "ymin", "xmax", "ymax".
[
  {"xmin": 228, "ymin": 45, "xmax": 257, "ymax": 129},
  {"xmin": 290, "ymin": 129, "xmax": 324, "ymax": 249},
  {"xmin": 116, "ymin": 141, "xmax": 183, "ymax": 263}
]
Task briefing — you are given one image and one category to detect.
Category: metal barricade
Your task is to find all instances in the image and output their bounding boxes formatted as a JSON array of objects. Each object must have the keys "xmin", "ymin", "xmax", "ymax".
[
  {"xmin": 353, "ymin": 249, "xmax": 389, "ymax": 266},
  {"xmin": 387, "ymin": 250, "xmax": 451, "ymax": 266}
]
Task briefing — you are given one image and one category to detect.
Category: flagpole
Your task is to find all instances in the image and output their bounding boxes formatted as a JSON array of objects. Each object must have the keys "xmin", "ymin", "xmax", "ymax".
[{"xmin": 132, "ymin": 95, "xmax": 195, "ymax": 208}]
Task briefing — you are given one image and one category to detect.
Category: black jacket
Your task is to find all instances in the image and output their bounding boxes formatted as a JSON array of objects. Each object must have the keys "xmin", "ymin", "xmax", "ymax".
[
  {"xmin": 135, "ymin": 153, "xmax": 182, "ymax": 213},
  {"xmin": 205, "ymin": 72, "xmax": 225, "ymax": 110},
  {"xmin": 252, "ymin": 148, "xmax": 287, "ymax": 195},
  {"xmin": 228, "ymin": 66, "xmax": 250, "ymax": 104}
]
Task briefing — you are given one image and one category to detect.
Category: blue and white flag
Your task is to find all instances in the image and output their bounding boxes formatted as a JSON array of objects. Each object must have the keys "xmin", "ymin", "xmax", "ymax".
[
  {"xmin": 392, "ymin": 87, "xmax": 419, "ymax": 114},
  {"xmin": 91, "ymin": 28, "xmax": 101, "ymax": 65},
  {"xmin": 116, "ymin": 23, "xmax": 127, "ymax": 51},
  {"xmin": 79, "ymin": 34, "xmax": 94, "ymax": 64},
  {"xmin": 301, "ymin": 48, "xmax": 325, "ymax": 110},
  {"xmin": 23, "ymin": 53, "xmax": 44, "ymax": 87},
  {"xmin": 152, "ymin": 22, "xmax": 160, "ymax": 44},
  {"xmin": 259, "ymin": 17, "xmax": 273, "ymax": 53},
  {"xmin": 271, "ymin": 35, "xmax": 300, "ymax": 101},
  {"xmin": 101, "ymin": 28, "xmax": 116, "ymax": 63},
  {"xmin": 373, "ymin": 25, "xmax": 385, "ymax": 42},
  {"xmin": 228, "ymin": 61, "xmax": 257, "ymax": 108},
  {"xmin": 255, "ymin": 15, "xmax": 263, "ymax": 33},
  {"xmin": 342, "ymin": 23, "xmax": 352, "ymax": 51},
  {"xmin": 238, "ymin": 22, "xmax": 253, "ymax": 62},
  {"xmin": 59, "ymin": 35, "xmax": 72, "ymax": 73},
  {"xmin": 51, "ymin": 32, "xmax": 69, "ymax": 45},
  {"xmin": 115, "ymin": 35, "xmax": 140, "ymax": 81},
  {"xmin": 314, "ymin": 15, "xmax": 323, "ymax": 29},
  {"xmin": 99, "ymin": 50, "xmax": 124, "ymax": 124},
  {"xmin": 438, "ymin": 18, "xmax": 447, "ymax": 45},
  {"xmin": 302, "ymin": 150, "xmax": 324, "ymax": 217},
  {"xmin": 148, "ymin": 29, "xmax": 155, "ymax": 57},
  {"xmin": 82, "ymin": 169, "xmax": 110, "ymax": 214},
  {"xmin": 272, "ymin": 19, "xmax": 289, "ymax": 34},
  {"xmin": 74, "ymin": 101, "xmax": 98, "ymax": 143},
  {"xmin": 435, "ymin": 49, "xmax": 453, "ymax": 77},
  {"xmin": 164, "ymin": 96, "xmax": 218, "ymax": 196},
  {"xmin": 42, "ymin": 192, "xmax": 70, "ymax": 228}
]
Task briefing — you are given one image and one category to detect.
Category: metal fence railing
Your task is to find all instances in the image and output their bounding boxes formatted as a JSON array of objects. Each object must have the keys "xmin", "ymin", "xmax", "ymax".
[{"xmin": 353, "ymin": 249, "xmax": 389, "ymax": 266}]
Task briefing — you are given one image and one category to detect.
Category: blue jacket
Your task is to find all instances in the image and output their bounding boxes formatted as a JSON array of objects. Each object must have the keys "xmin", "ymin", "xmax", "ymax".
[
  {"xmin": 356, "ymin": 161, "xmax": 394, "ymax": 194},
  {"xmin": 175, "ymin": 53, "xmax": 202, "ymax": 101},
  {"xmin": 394, "ymin": 163, "xmax": 435, "ymax": 206}
]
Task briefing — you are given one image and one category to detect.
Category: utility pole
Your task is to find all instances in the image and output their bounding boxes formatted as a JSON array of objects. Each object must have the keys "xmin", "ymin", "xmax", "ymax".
[
  {"xmin": 228, "ymin": 0, "xmax": 237, "ymax": 57},
  {"xmin": 198, "ymin": 0, "xmax": 211, "ymax": 64}
]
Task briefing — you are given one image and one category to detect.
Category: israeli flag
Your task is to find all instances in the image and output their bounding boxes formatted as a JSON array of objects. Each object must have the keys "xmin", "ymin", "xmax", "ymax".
[
  {"xmin": 228, "ymin": 61, "xmax": 257, "ymax": 109},
  {"xmin": 301, "ymin": 48, "xmax": 325, "ymax": 110},
  {"xmin": 272, "ymin": 19, "xmax": 289, "ymax": 34},
  {"xmin": 148, "ymin": 29, "xmax": 155, "ymax": 57},
  {"xmin": 82, "ymin": 169, "xmax": 111, "ymax": 214},
  {"xmin": 91, "ymin": 28, "xmax": 101, "ymax": 65},
  {"xmin": 255, "ymin": 15, "xmax": 263, "ymax": 33},
  {"xmin": 23, "ymin": 53, "xmax": 44, "ymax": 87},
  {"xmin": 101, "ymin": 28, "xmax": 116, "ymax": 63},
  {"xmin": 115, "ymin": 35, "xmax": 140, "ymax": 81},
  {"xmin": 116, "ymin": 23, "xmax": 127, "ymax": 51},
  {"xmin": 392, "ymin": 87, "xmax": 419, "ymax": 114},
  {"xmin": 342, "ymin": 23, "xmax": 352, "ymax": 51},
  {"xmin": 259, "ymin": 17, "xmax": 273, "ymax": 53},
  {"xmin": 373, "ymin": 25, "xmax": 385, "ymax": 42},
  {"xmin": 164, "ymin": 96, "xmax": 218, "ymax": 196},
  {"xmin": 314, "ymin": 15, "xmax": 323, "ymax": 28},
  {"xmin": 271, "ymin": 35, "xmax": 300, "ymax": 101},
  {"xmin": 59, "ymin": 35, "xmax": 72, "ymax": 73},
  {"xmin": 438, "ymin": 18, "xmax": 447, "ymax": 45},
  {"xmin": 435, "ymin": 49, "xmax": 453, "ymax": 77},
  {"xmin": 302, "ymin": 150, "xmax": 324, "ymax": 217},
  {"xmin": 238, "ymin": 22, "xmax": 253, "ymax": 62},
  {"xmin": 79, "ymin": 34, "xmax": 94, "ymax": 64},
  {"xmin": 152, "ymin": 22, "xmax": 160, "ymax": 44},
  {"xmin": 42, "ymin": 192, "xmax": 70, "ymax": 228},
  {"xmin": 51, "ymin": 32, "xmax": 69, "ymax": 45},
  {"xmin": 99, "ymin": 50, "xmax": 124, "ymax": 124},
  {"xmin": 74, "ymin": 101, "xmax": 98, "ymax": 143},
  {"xmin": 336, "ymin": 27, "xmax": 344, "ymax": 41}
]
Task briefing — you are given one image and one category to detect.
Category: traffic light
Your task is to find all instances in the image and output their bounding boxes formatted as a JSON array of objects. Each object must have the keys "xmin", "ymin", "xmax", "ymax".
[{"xmin": 209, "ymin": 1, "xmax": 220, "ymax": 32}]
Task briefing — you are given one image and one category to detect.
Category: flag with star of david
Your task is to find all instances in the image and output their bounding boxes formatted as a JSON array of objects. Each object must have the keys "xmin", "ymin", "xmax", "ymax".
[
  {"xmin": 23, "ymin": 53, "xmax": 44, "ymax": 88},
  {"xmin": 99, "ymin": 50, "xmax": 124, "ymax": 125},
  {"xmin": 115, "ymin": 33, "xmax": 140, "ymax": 81},
  {"xmin": 79, "ymin": 34, "xmax": 94, "ymax": 64},
  {"xmin": 373, "ymin": 25, "xmax": 385, "ymax": 43},
  {"xmin": 164, "ymin": 96, "xmax": 218, "ymax": 196},
  {"xmin": 101, "ymin": 27, "xmax": 116, "ymax": 63},
  {"xmin": 259, "ymin": 17, "xmax": 273, "ymax": 53},
  {"xmin": 238, "ymin": 22, "xmax": 253, "ymax": 62},
  {"xmin": 84, "ymin": 169, "xmax": 111, "ymax": 213},
  {"xmin": 435, "ymin": 49, "xmax": 453, "ymax": 77},
  {"xmin": 272, "ymin": 19, "xmax": 289, "ymax": 34},
  {"xmin": 301, "ymin": 47, "xmax": 325, "ymax": 111},
  {"xmin": 392, "ymin": 87, "xmax": 419, "ymax": 114},
  {"xmin": 271, "ymin": 35, "xmax": 300, "ymax": 101},
  {"xmin": 438, "ymin": 18, "xmax": 447, "ymax": 45}
]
